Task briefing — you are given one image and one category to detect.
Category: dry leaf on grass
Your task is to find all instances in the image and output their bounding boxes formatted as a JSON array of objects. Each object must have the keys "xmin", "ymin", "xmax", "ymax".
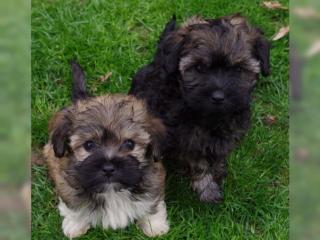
[
  {"xmin": 262, "ymin": 1, "xmax": 288, "ymax": 10},
  {"xmin": 90, "ymin": 85, "xmax": 98, "ymax": 93},
  {"xmin": 263, "ymin": 114, "xmax": 277, "ymax": 126},
  {"xmin": 306, "ymin": 40, "xmax": 320, "ymax": 57},
  {"xmin": 31, "ymin": 151, "xmax": 45, "ymax": 165},
  {"xmin": 0, "ymin": 192, "xmax": 24, "ymax": 211},
  {"xmin": 99, "ymin": 72, "xmax": 112, "ymax": 82},
  {"xmin": 272, "ymin": 26, "xmax": 289, "ymax": 41},
  {"xmin": 295, "ymin": 148, "xmax": 309, "ymax": 162},
  {"xmin": 21, "ymin": 182, "xmax": 31, "ymax": 213},
  {"xmin": 293, "ymin": 7, "xmax": 320, "ymax": 19}
]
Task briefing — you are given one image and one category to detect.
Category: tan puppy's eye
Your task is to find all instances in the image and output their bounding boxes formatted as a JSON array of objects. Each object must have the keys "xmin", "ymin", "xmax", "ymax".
[
  {"xmin": 120, "ymin": 139, "xmax": 135, "ymax": 151},
  {"xmin": 83, "ymin": 141, "xmax": 96, "ymax": 151}
]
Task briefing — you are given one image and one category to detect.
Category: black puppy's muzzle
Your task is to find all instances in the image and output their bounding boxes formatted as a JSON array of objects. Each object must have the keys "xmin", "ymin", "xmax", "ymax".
[{"xmin": 211, "ymin": 90, "xmax": 225, "ymax": 103}]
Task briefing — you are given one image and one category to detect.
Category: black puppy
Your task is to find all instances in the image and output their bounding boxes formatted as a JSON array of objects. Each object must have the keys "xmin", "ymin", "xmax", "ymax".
[{"xmin": 129, "ymin": 14, "xmax": 270, "ymax": 203}]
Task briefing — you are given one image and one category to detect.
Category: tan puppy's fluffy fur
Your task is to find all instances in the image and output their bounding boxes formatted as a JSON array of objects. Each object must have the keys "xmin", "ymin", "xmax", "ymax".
[{"xmin": 44, "ymin": 63, "xmax": 169, "ymax": 238}]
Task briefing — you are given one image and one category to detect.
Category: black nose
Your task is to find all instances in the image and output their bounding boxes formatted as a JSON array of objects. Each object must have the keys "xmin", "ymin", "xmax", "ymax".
[
  {"xmin": 103, "ymin": 163, "xmax": 115, "ymax": 175},
  {"xmin": 211, "ymin": 90, "xmax": 225, "ymax": 103}
]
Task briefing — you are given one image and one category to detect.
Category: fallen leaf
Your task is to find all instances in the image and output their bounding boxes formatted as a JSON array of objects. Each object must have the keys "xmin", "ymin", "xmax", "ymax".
[
  {"xmin": 0, "ymin": 191, "xmax": 24, "ymax": 211},
  {"xmin": 306, "ymin": 40, "xmax": 320, "ymax": 57},
  {"xmin": 263, "ymin": 114, "xmax": 277, "ymax": 126},
  {"xmin": 293, "ymin": 7, "xmax": 320, "ymax": 19},
  {"xmin": 31, "ymin": 151, "xmax": 45, "ymax": 165},
  {"xmin": 54, "ymin": 78, "xmax": 64, "ymax": 85},
  {"xmin": 21, "ymin": 182, "xmax": 31, "ymax": 213},
  {"xmin": 90, "ymin": 85, "xmax": 98, "ymax": 93},
  {"xmin": 99, "ymin": 71, "xmax": 112, "ymax": 82},
  {"xmin": 272, "ymin": 26, "xmax": 289, "ymax": 41},
  {"xmin": 295, "ymin": 148, "xmax": 309, "ymax": 162},
  {"xmin": 262, "ymin": 1, "xmax": 288, "ymax": 10}
]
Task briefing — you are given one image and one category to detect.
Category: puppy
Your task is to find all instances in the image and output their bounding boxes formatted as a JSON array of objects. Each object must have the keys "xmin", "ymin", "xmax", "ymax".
[
  {"xmin": 129, "ymin": 14, "xmax": 270, "ymax": 203},
  {"xmin": 44, "ymin": 62, "xmax": 169, "ymax": 238}
]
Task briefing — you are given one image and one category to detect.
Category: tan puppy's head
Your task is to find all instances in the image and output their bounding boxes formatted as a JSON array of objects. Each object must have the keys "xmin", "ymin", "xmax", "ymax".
[{"xmin": 48, "ymin": 62, "xmax": 165, "ymax": 194}]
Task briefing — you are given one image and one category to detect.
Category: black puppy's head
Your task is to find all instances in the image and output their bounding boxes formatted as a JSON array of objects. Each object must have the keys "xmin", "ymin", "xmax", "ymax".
[
  {"xmin": 49, "ymin": 62, "xmax": 165, "ymax": 194},
  {"xmin": 155, "ymin": 14, "xmax": 271, "ymax": 116}
]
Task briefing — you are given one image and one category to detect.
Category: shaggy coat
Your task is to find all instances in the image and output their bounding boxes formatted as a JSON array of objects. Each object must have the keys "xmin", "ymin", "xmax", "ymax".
[
  {"xmin": 44, "ymin": 62, "xmax": 169, "ymax": 238},
  {"xmin": 129, "ymin": 14, "xmax": 270, "ymax": 202}
]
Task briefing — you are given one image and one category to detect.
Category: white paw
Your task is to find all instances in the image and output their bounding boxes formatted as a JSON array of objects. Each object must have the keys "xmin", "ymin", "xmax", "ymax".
[
  {"xmin": 138, "ymin": 201, "xmax": 169, "ymax": 237},
  {"xmin": 140, "ymin": 218, "xmax": 169, "ymax": 237},
  {"xmin": 62, "ymin": 217, "xmax": 90, "ymax": 239}
]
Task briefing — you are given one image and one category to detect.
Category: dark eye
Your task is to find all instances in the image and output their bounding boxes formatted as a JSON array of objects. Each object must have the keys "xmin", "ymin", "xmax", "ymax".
[
  {"xmin": 195, "ymin": 63, "xmax": 207, "ymax": 73},
  {"xmin": 121, "ymin": 139, "xmax": 135, "ymax": 151},
  {"xmin": 83, "ymin": 141, "xmax": 96, "ymax": 151},
  {"xmin": 234, "ymin": 66, "xmax": 243, "ymax": 72}
]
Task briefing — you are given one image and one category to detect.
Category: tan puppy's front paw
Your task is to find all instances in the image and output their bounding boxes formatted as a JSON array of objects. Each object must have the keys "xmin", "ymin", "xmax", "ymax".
[
  {"xmin": 62, "ymin": 217, "xmax": 90, "ymax": 239},
  {"xmin": 138, "ymin": 201, "xmax": 169, "ymax": 237},
  {"xmin": 140, "ymin": 219, "xmax": 169, "ymax": 237}
]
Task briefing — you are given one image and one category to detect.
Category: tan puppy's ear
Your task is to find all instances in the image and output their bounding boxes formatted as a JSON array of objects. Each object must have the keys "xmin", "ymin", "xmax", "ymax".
[
  {"xmin": 48, "ymin": 60, "xmax": 87, "ymax": 158},
  {"xmin": 48, "ymin": 108, "xmax": 72, "ymax": 158},
  {"xmin": 145, "ymin": 117, "xmax": 166, "ymax": 162}
]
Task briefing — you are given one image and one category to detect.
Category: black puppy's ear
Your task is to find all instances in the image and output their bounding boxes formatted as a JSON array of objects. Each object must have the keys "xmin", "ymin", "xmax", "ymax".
[
  {"xmin": 49, "ymin": 109, "xmax": 72, "ymax": 158},
  {"xmin": 154, "ymin": 16, "xmax": 185, "ymax": 74},
  {"xmin": 254, "ymin": 32, "xmax": 271, "ymax": 77},
  {"xmin": 145, "ymin": 118, "xmax": 166, "ymax": 162},
  {"xmin": 158, "ymin": 15, "xmax": 177, "ymax": 43},
  {"xmin": 70, "ymin": 60, "xmax": 89, "ymax": 103}
]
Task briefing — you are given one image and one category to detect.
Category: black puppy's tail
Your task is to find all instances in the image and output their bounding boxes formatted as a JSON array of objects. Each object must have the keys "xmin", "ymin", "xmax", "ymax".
[{"xmin": 70, "ymin": 60, "xmax": 89, "ymax": 103}]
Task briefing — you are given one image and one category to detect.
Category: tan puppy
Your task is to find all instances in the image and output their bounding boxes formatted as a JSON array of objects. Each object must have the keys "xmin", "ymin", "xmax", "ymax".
[{"xmin": 44, "ymin": 62, "xmax": 169, "ymax": 238}]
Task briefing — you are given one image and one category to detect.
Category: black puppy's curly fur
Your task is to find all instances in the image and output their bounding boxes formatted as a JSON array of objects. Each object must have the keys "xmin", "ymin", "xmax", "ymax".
[{"xmin": 129, "ymin": 14, "xmax": 270, "ymax": 203}]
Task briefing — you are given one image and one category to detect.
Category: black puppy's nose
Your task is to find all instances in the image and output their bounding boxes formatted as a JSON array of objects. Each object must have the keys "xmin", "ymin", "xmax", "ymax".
[
  {"xmin": 211, "ymin": 90, "xmax": 225, "ymax": 103},
  {"xmin": 103, "ymin": 163, "xmax": 115, "ymax": 175}
]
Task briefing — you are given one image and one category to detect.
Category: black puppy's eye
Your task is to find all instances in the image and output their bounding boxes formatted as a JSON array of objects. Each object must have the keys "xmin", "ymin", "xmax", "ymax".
[
  {"xmin": 195, "ymin": 63, "xmax": 207, "ymax": 73},
  {"xmin": 234, "ymin": 66, "xmax": 243, "ymax": 72},
  {"xmin": 83, "ymin": 141, "xmax": 96, "ymax": 151},
  {"xmin": 121, "ymin": 139, "xmax": 135, "ymax": 151}
]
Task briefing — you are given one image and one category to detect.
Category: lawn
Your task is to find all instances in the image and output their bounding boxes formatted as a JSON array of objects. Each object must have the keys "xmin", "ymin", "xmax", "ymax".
[
  {"xmin": 31, "ymin": 0, "xmax": 289, "ymax": 239},
  {"xmin": 290, "ymin": 1, "xmax": 320, "ymax": 238}
]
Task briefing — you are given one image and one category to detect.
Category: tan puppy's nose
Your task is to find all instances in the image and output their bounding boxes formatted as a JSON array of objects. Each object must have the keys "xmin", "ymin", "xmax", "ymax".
[{"xmin": 103, "ymin": 163, "xmax": 115, "ymax": 176}]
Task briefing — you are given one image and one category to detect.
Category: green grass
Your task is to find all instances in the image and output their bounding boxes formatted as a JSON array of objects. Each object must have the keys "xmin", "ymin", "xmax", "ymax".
[
  {"xmin": 290, "ymin": 1, "xmax": 320, "ymax": 238},
  {"xmin": 31, "ymin": 0, "xmax": 289, "ymax": 239}
]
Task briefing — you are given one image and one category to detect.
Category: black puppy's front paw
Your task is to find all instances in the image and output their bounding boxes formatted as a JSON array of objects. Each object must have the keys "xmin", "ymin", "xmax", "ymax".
[
  {"xmin": 192, "ymin": 174, "xmax": 223, "ymax": 203},
  {"xmin": 199, "ymin": 181, "xmax": 223, "ymax": 203}
]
